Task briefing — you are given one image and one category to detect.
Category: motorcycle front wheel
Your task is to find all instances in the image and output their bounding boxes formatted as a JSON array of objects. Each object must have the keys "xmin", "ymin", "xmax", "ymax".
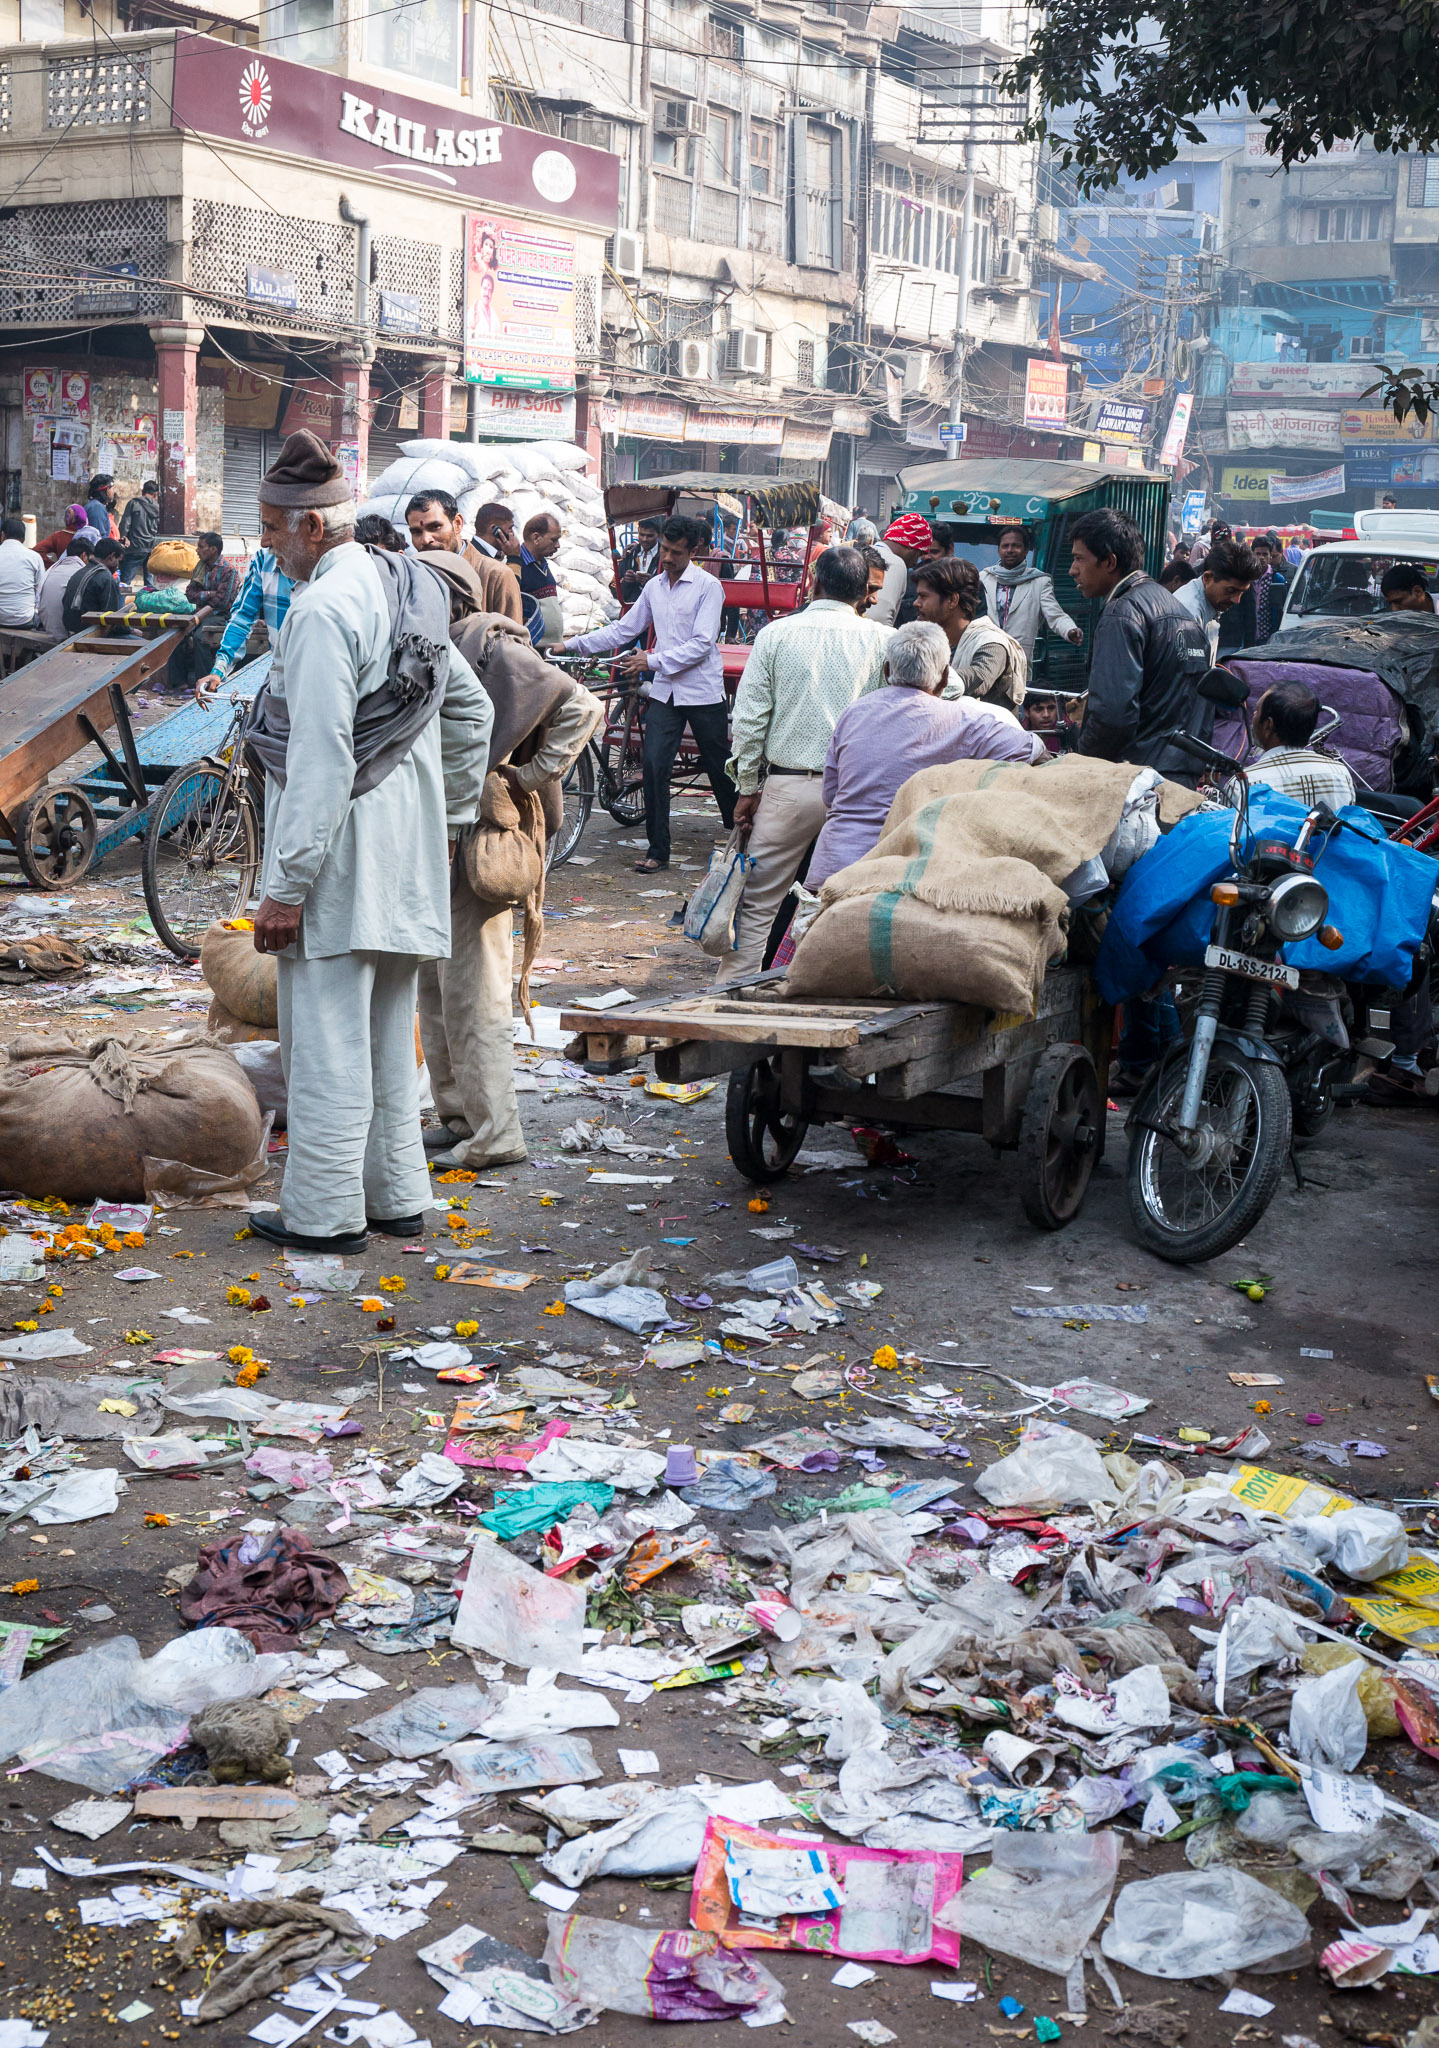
[{"xmin": 1127, "ymin": 1042, "xmax": 1292, "ymax": 1263}]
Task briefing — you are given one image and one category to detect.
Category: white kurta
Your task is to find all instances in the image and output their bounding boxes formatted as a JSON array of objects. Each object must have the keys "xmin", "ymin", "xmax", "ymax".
[
  {"xmin": 261, "ymin": 541, "xmax": 492, "ymax": 959},
  {"xmin": 258, "ymin": 541, "xmax": 491, "ymax": 1236}
]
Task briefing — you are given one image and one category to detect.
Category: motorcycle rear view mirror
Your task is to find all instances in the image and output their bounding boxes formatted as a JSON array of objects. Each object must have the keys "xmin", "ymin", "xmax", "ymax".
[{"xmin": 1198, "ymin": 665, "xmax": 1250, "ymax": 709}]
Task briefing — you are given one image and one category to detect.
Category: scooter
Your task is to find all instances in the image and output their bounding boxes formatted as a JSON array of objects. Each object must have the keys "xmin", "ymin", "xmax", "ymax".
[{"xmin": 1125, "ymin": 668, "xmax": 1353, "ymax": 1263}]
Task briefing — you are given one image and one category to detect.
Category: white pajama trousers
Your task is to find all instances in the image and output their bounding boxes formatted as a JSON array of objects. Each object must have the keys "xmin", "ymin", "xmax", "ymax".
[
  {"xmin": 417, "ymin": 871, "xmax": 527, "ymax": 1169},
  {"xmin": 726, "ymin": 774, "xmax": 828, "ymax": 981},
  {"xmin": 276, "ymin": 949, "xmax": 431, "ymax": 1237}
]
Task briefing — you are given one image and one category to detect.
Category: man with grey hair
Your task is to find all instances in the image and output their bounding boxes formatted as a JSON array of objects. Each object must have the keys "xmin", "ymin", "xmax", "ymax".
[
  {"xmin": 806, "ymin": 619, "xmax": 1046, "ymax": 890},
  {"xmin": 246, "ymin": 428, "xmax": 493, "ymax": 1254}
]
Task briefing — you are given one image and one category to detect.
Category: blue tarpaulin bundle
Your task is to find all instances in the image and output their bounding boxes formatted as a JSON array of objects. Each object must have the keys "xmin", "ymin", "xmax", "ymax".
[{"xmin": 1095, "ymin": 790, "xmax": 1436, "ymax": 1005}]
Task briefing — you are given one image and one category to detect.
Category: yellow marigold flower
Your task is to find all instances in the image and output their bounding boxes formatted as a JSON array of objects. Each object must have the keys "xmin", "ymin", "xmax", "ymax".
[
  {"xmin": 8, "ymin": 1580, "xmax": 38, "ymax": 1596},
  {"xmin": 1254, "ymin": 1399, "xmax": 1272, "ymax": 1415},
  {"xmin": 227, "ymin": 1345, "xmax": 254, "ymax": 1366},
  {"xmin": 124, "ymin": 1329, "xmax": 152, "ymax": 1345},
  {"xmin": 47, "ymin": 1285, "xmax": 62, "ymax": 1299},
  {"xmin": 170, "ymin": 1250, "xmax": 195, "ymax": 1259},
  {"xmin": 226, "ymin": 1287, "xmax": 251, "ymax": 1307},
  {"xmin": 12, "ymin": 1321, "xmax": 37, "ymax": 1333},
  {"xmin": 235, "ymin": 1362, "xmax": 261, "ymax": 1388},
  {"xmin": 872, "ymin": 1345, "xmax": 898, "ymax": 1371},
  {"xmin": 455, "ymin": 1320, "xmax": 479, "ymax": 1339},
  {"xmin": 435, "ymin": 1168, "xmax": 476, "ymax": 1183},
  {"xmin": 359, "ymin": 1298, "xmax": 384, "ymax": 1313},
  {"xmin": 434, "ymin": 1265, "xmax": 451, "ymax": 1281},
  {"xmin": 34, "ymin": 1302, "xmax": 53, "ymax": 1317},
  {"xmin": 543, "ymin": 1300, "xmax": 566, "ymax": 1316},
  {"xmin": 122, "ymin": 1232, "xmax": 146, "ymax": 1248},
  {"xmin": 747, "ymin": 1196, "xmax": 769, "ymax": 1213},
  {"xmin": 378, "ymin": 1275, "xmax": 405, "ymax": 1293},
  {"xmin": 234, "ymin": 1228, "xmax": 253, "ymax": 1240}
]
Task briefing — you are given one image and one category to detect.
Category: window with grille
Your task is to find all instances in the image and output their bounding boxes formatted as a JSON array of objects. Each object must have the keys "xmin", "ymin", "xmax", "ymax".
[
  {"xmin": 575, "ymin": 274, "xmax": 600, "ymax": 362},
  {"xmin": 795, "ymin": 339, "xmax": 815, "ymax": 385},
  {"xmin": 1410, "ymin": 157, "xmax": 1439, "ymax": 209},
  {"xmin": 870, "ymin": 161, "xmax": 981, "ymax": 277},
  {"xmin": 368, "ymin": 0, "xmax": 461, "ymax": 87},
  {"xmin": 191, "ymin": 200, "xmax": 355, "ymax": 327},
  {"xmin": 1306, "ymin": 202, "xmax": 1389, "ymax": 243},
  {"xmin": 0, "ymin": 64, "xmax": 11, "ymax": 134},
  {"xmin": 0, "ymin": 199, "xmax": 168, "ymax": 322},
  {"xmin": 46, "ymin": 53, "xmax": 151, "ymax": 128},
  {"xmin": 708, "ymin": 12, "xmax": 742, "ymax": 57}
]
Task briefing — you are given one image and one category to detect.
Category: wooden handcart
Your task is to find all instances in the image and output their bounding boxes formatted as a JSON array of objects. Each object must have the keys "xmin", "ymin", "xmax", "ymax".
[{"xmin": 561, "ymin": 964, "xmax": 1114, "ymax": 1231}]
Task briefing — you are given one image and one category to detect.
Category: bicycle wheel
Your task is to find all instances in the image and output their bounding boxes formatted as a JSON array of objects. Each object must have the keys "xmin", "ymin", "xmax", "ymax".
[
  {"xmin": 547, "ymin": 743, "xmax": 596, "ymax": 870},
  {"xmin": 143, "ymin": 763, "xmax": 261, "ymax": 960},
  {"xmin": 600, "ymin": 696, "xmax": 647, "ymax": 825}
]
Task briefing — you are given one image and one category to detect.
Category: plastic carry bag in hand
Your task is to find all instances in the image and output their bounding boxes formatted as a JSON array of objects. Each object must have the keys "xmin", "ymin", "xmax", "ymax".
[
  {"xmin": 683, "ymin": 833, "xmax": 756, "ymax": 958},
  {"xmin": 1101, "ymin": 1867, "xmax": 1311, "ymax": 1979}
]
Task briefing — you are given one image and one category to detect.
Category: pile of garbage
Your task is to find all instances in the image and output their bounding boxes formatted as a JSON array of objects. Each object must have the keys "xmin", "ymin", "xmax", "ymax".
[
  {"xmin": 0, "ymin": 1203, "xmax": 1436, "ymax": 2040},
  {"xmin": 358, "ymin": 437, "xmax": 621, "ymax": 637}
]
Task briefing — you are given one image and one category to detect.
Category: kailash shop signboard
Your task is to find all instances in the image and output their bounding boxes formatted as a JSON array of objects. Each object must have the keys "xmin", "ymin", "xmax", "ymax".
[{"xmin": 169, "ymin": 34, "xmax": 621, "ymax": 234}]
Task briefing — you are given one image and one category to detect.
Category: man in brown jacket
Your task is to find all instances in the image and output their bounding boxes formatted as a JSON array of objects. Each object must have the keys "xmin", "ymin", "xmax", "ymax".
[
  {"xmin": 416, "ymin": 553, "xmax": 603, "ymax": 1169},
  {"xmin": 406, "ymin": 489, "xmax": 523, "ymax": 624}
]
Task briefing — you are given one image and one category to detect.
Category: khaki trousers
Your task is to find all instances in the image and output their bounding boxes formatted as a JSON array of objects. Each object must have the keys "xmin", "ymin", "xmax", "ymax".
[
  {"xmin": 725, "ymin": 773, "xmax": 828, "ymax": 981},
  {"xmin": 417, "ymin": 864, "xmax": 526, "ymax": 1168}
]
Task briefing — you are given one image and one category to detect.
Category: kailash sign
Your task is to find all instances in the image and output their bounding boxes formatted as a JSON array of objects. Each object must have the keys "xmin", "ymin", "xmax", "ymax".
[{"xmin": 170, "ymin": 34, "xmax": 621, "ymax": 234}]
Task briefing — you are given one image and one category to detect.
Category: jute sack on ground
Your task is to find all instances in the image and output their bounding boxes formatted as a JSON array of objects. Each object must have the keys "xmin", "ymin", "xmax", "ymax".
[
  {"xmin": 200, "ymin": 921, "xmax": 277, "ymax": 1028},
  {"xmin": 0, "ymin": 1029, "xmax": 265, "ymax": 1201},
  {"xmin": 207, "ymin": 997, "xmax": 279, "ymax": 1044},
  {"xmin": 787, "ymin": 756, "xmax": 1198, "ymax": 1011}
]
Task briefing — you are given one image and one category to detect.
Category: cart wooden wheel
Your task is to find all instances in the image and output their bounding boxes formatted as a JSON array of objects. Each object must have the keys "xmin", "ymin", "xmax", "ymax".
[
  {"xmin": 726, "ymin": 1056, "xmax": 809, "ymax": 1182},
  {"xmin": 1018, "ymin": 1042, "xmax": 1102, "ymax": 1229},
  {"xmin": 13, "ymin": 784, "xmax": 96, "ymax": 889}
]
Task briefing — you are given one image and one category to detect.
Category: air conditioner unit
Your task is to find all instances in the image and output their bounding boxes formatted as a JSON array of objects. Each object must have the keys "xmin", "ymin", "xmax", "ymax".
[
  {"xmin": 656, "ymin": 99, "xmax": 706, "ymax": 136},
  {"xmin": 902, "ymin": 349, "xmax": 932, "ymax": 394},
  {"xmin": 1035, "ymin": 203, "xmax": 1059, "ymax": 244},
  {"xmin": 720, "ymin": 327, "xmax": 766, "ymax": 376},
  {"xmin": 612, "ymin": 230, "xmax": 644, "ymax": 281},
  {"xmin": 674, "ymin": 337, "xmax": 713, "ymax": 380},
  {"xmin": 995, "ymin": 248, "xmax": 1024, "ymax": 282}
]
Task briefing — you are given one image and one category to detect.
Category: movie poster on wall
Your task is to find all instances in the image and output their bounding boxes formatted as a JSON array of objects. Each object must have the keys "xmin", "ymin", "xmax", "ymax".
[{"xmin": 463, "ymin": 213, "xmax": 577, "ymax": 392}]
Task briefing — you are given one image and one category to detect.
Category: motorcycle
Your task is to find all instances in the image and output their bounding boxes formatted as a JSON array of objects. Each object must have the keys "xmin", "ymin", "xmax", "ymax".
[{"xmin": 1126, "ymin": 667, "xmax": 1355, "ymax": 1263}]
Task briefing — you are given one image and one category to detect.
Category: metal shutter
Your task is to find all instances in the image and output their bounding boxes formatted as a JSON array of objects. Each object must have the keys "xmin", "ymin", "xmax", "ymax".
[
  {"xmin": 364, "ymin": 427, "xmax": 413, "ymax": 504},
  {"xmin": 222, "ymin": 428, "xmax": 267, "ymax": 546}
]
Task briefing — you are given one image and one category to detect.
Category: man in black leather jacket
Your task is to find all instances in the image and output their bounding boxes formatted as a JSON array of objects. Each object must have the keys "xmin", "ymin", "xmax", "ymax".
[{"xmin": 1071, "ymin": 507, "xmax": 1210, "ymax": 785}]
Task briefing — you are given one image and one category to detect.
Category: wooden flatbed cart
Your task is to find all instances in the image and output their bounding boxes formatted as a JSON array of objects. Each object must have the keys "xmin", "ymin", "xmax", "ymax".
[
  {"xmin": 561, "ymin": 964, "xmax": 1114, "ymax": 1231},
  {"xmin": 0, "ymin": 615, "xmax": 193, "ymax": 888}
]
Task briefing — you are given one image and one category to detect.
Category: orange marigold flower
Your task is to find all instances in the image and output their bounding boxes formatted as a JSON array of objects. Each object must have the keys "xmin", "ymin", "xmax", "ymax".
[
  {"xmin": 144, "ymin": 1513, "xmax": 170, "ymax": 1528},
  {"xmin": 8, "ymin": 1580, "xmax": 38, "ymax": 1596}
]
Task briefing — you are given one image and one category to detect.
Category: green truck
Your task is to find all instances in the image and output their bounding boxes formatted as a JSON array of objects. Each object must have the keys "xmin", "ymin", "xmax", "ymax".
[{"xmin": 896, "ymin": 457, "xmax": 1174, "ymax": 700}]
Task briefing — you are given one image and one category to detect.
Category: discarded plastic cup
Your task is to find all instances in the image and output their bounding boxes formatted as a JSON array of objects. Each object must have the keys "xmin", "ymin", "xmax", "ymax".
[
  {"xmin": 745, "ymin": 1597, "xmax": 803, "ymax": 1643},
  {"xmin": 666, "ymin": 1445, "xmax": 699, "ymax": 1485}
]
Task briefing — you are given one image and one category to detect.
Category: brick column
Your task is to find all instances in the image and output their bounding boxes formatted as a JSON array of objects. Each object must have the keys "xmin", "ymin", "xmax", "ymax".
[
  {"xmin": 419, "ymin": 356, "xmax": 459, "ymax": 442},
  {"xmin": 331, "ymin": 351, "xmax": 373, "ymax": 501},
  {"xmin": 149, "ymin": 322, "xmax": 205, "ymax": 535}
]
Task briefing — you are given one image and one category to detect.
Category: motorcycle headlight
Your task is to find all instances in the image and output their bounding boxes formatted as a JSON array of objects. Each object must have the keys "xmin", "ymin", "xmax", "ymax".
[{"xmin": 1268, "ymin": 872, "xmax": 1329, "ymax": 942}]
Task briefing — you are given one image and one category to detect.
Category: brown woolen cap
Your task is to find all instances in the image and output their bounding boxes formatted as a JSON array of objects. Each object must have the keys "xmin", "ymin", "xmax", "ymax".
[{"xmin": 257, "ymin": 428, "xmax": 351, "ymax": 509}]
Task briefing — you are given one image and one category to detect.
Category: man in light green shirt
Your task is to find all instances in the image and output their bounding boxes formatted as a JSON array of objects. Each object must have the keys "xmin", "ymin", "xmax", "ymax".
[{"xmin": 723, "ymin": 546, "xmax": 892, "ymax": 980}]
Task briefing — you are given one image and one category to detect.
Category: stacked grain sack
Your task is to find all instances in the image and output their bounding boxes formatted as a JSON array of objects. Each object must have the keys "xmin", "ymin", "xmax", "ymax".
[{"xmin": 357, "ymin": 437, "xmax": 620, "ymax": 637}]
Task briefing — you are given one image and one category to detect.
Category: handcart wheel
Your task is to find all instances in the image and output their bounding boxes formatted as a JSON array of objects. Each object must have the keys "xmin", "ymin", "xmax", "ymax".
[
  {"xmin": 1018, "ymin": 1042, "xmax": 1101, "ymax": 1229},
  {"xmin": 14, "ymin": 784, "xmax": 96, "ymax": 889},
  {"xmin": 726, "ymin": 1056, "xmax": 808, "ymax": 1182}
]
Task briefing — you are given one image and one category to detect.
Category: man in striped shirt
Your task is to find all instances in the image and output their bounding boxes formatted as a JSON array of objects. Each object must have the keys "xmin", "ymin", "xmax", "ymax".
[
  {"xmin": 195, "ymin": 547, "xmax": 293, "ymax": 701},
  {"xmin": 1243, "ymin": 681, "xmax": 1356, "ymax": 811}
]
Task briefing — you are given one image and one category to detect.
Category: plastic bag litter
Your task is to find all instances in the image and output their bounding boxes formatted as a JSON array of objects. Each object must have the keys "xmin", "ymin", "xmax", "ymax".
[
  {"xmin": 974, "ymin": 1423, "xmax": 1119, "ymax": 1508},
  {"xmin": 0, "ymin": 1468, "xmax": 121, "ymax": 1523},
  {"xmin": 1290, "ymin": 1657, "xmax": 1369, "ymax": 1771},
  {"xmin": 482, "ymin": 1483, "xmax": 615, "ymax": 1538},
  {"xmin": 0, "ymin": 1629, "xmax": 289, "ymax": 1791},
  {"xmin": 1101, "ymin": 1867, "xmax": 1312, "ymax": 1978},
  {"xmin": 708, "ymin": 1257, "xmax": 800, "ymax": 1293},
  {"xmin": 122, "ymin": 1433, "xmax": 208, "ymax": 1471},
  {"xmin": 564, "ymin": 1251, "xmax": 668, "ymax": 1333},
  {"xmin": 450, "ymin": 1535, "xmax": 587, "ymax": 1673},
  {"xmin": 812, "ymin": 1678, "xmax": 888, "ymax": 1761},
  {"xmin": 478, "ymin": 1684, "xmax": 619, "ymax": 1741},
  {"xmin": 935, "ymin": 1830, "xmax": 1121, "ymax": 1974},
  {"xmin": 444, "ymin": 1735, "xmax": 602, "ymax": 1795},
  {"xmin": 0, "ymin": 1326, "xmax": 91, "ymax": 1361},
  {"xmin": 543, "ymin": 1912, "xmax": 787, "ymax": 2023},
  {"xmin": 352, "ymin": 1684, "xmax": 495, "ymax": 1759},
  {"xmin": 391, "ymin": 1452, "xmax": 467, "ymax": 1508},
  {"xmin": 544, "ymin": 1790, "xmax": 711, "ymax": 1887},
  {"xmin": 528, "ymin": 1439, "xmax": 667, "ymax": 1492},
  {"xmin": 678, "ymin": 1459, "xmax": 776, "ymax": 1513},
  {"xmin": 1200, "ymin": 1596, "xmax": 1312, "ymax": 1704},
  {"xmin": 417, "ymin": 1922, "xmax": 597, "ymax": 2034},
  {"xmin": 244, "ymin": 1447, "xmax": 334, "ymax": 1491},
  {"xmin": 1301, "ymin": 1643, "xmax": 1402, "ymax": 1737},
  {"xmin": 1292, "ymin": 1506, "xmax": 1408, "ymax": 1583}
]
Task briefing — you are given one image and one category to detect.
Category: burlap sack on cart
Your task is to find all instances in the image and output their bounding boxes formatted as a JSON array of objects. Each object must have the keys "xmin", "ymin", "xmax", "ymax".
[
  {"xmin": 200, "ymin": 921, "xmax": 277, "ymax": 1028},
  {"xmin": 787, "ymin": 756, "xmax": 1192, "ymax": 1012},
  {"xmin": 0, "ymin": 1029, "xmax": 266, "ymax": 1201}
]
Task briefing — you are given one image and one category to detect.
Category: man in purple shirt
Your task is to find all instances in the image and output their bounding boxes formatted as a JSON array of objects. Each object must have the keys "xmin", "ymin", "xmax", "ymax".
[
  {"xmin": 559, "ymin": 514, "xmax": 735, "ymax": 870},
  {"xmin": 807, "ymin": 620, "xmax": 1047, "ymax": 891}
]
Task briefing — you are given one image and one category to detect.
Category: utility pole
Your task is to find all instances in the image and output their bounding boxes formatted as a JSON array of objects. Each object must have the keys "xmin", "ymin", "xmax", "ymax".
[{"xmin": 948, "ymin": 146, "xmax": 974, "ymax": 460}]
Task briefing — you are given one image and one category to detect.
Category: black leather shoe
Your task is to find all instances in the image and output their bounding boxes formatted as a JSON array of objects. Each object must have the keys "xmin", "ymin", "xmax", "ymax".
[
  {"xmin": 249, "ymin": 1210, "xmax": 368, "ymax": 1255},
  {"xmin": 366, "ymin": 1214, "xmax": 426, "ymax": 1237}
]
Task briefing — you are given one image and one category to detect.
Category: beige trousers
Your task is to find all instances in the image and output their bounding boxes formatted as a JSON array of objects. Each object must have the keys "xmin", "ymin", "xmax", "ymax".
[
  {"xmin": 725, "ymin": 773, "xmax": 828, "ymax": 981},
  {"xmin": 417, "ymin": 864, "xmax": 526, "ymax": 1167}
]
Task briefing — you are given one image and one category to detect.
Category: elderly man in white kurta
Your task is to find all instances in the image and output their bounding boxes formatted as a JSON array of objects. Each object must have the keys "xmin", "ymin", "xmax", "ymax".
[{"xmin": 245, "ymin": 429, "xmax": 492, "ymax": 1255}]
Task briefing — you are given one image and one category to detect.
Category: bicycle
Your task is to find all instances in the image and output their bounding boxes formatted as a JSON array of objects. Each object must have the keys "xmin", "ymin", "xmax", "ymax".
[{"xmin": 142, "ymin": 692, "xmax": 263, "ymax": 960}]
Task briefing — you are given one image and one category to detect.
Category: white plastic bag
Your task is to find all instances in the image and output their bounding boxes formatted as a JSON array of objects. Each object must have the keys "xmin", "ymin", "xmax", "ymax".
[
  {"xmin": 1101, "ymin": 1867, "xmax": 1311, "ymax": 1978},
  {"xmin": 937, "ymin": 1830, "xmax": 1120, "ymax": 1974},
  {"xmin": 684, "ymin": 832, "xmax": 756, "ymax": 957},
  {"xmin": 1290, "ymin": 1658, "xmax": 1369, "ymax": 1771},
  {"xmin": 1292, "ymin": 1506, "xmax": 1408, "ymax": 1583},
  {"xmin": 450, "ymin": 1535, "xmax": 586, "ymax": 1673},
  {"xmin": 975, "ymin": 1422, "xmax": 1119, "ymax": 1508}
]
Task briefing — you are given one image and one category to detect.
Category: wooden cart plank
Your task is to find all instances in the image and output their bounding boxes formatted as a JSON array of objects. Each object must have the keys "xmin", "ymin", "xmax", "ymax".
[{"xmin": 0, "ymin": 628, "xmax": 182, "ymax": 814}]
